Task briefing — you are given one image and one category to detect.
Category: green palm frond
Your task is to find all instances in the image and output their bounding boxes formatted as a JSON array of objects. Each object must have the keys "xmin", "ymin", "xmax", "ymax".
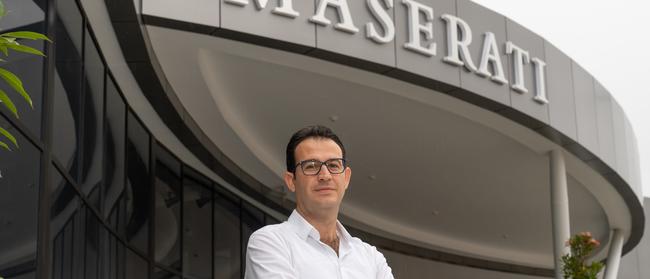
[
  {"xmin": 1, "ymin": 31, "xmax": 52, "ymax": 42},
  {"xmin": 0, "ymin": 88, "xmax": 18, "ymax": 118},
  {"xmin": 0, "ymin": 0, "xmax": 51, "ymax": 156},
  {"xmin": 0, "ymin": 67, "xmax": 33, "ymax": 108},
  {"xmin": 4, "ymin": 43, "xmax": 45, "ymax": 56},
  {"xmin": 0, "ymin": 125, "xmax": 17, "ymax": 149}
]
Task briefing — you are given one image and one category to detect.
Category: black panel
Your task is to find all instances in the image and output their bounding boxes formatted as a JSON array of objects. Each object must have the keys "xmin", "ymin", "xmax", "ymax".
[
  {"xmin": 183, "ymin": 168, "xmax": 213, "ymax": 279},
  {"xmin": 104, "ymin": 74, "xmax": 126, "ymax": 220},
  {"xmin": 85, "ymin": 208, "xmax": 101, "ymax": 279},
  {"xmin": 52, "ymin": 0, "xmax": 84, "ymax": 180},
  {"xmin": 241, "ymin": 201, "xmax": 264, "ymax": 265},
  {"xmin": 49, "ymin": 166, "xmax": 81, "ymax": 279},
  {"xmin": 153, "ymin": 267, "xmax": 181, "ymax": 279},
  {"xmin": 265, "ymin": 214, "xmax": 281, "ymax": 226},
  {"xmin": 214, "ymin": 187, "xmax": 241, "ymax": 279},
  {"xmin": 154, "ymin": 145, "xmax": 182, "ymax": 271},
  {"xmin": 126, "ymin": 249, "xmax": 149, "ymax": 279},
  {"xmin": 125, "ymin": 111, "xmax": 151, "ymax": 254},
  {"xmin": 0, "ymin": 119, "xmax": 40, "ymax": 278},
  {"xmin": 80, "ymin": 28, "xmax": 105, "ymax": 198}
]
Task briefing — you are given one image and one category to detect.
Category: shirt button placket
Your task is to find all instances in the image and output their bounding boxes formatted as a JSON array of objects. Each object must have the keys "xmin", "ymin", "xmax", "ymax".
[{"xmin": 322, "ymin": 242, "xmax": 342, "ymax": 279}]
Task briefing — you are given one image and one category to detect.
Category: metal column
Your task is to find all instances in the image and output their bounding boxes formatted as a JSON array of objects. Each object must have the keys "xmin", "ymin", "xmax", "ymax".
[
  {"xmin": 603, "ymin": 229, "xmax": 625, "ymax": 279},
  {"xmin": 550, "ymin": 149, "xmax": 571, "ymax": 279}
]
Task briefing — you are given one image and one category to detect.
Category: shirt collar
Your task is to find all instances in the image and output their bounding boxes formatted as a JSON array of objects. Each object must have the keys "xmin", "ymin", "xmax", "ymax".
[
  {"xmin": 288, "ymin": 210, "xmax": 352, "ymax": 247},
  {"xmin": 288, "ymin": 210, "xmax": 319, "ymax": 240}
]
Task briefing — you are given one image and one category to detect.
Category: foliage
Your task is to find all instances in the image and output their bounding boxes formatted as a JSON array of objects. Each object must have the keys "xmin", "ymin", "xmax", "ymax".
[
  {"xmin": 0, "ymin": 0, "xmax": 51, "ymax": 151},
  {"xmin": 561, "ymin": 232, "xmax": 605, "ymax": 279}
]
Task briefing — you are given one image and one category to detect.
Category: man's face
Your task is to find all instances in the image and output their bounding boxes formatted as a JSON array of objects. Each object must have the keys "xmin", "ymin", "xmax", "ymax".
[{"xmin": 284, "ymin": 138, "xmax": 351, "ymax": 214}]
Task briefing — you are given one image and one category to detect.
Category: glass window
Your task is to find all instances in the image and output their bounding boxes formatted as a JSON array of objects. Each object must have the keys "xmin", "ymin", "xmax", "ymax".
[
  {"xmin": 0, "ymin": 0, "xmax": 46, "ymax": 139},
  {"xmin": 265, "ymin": 214, "xmax": 281, "ymax": 225},
  {"xmin": 214, "ymin": 186, "xmax": 241, "ymax": 279},
  {"xmin": 0, "ymin": 119, "xmax": 40, "ymax": 278},
  {"xmin": 104, "ymin": 75, "xmax": 126, "ymax": 219},
  {"xmin": 107, "ymin": 190, "xmax": 128, "ymax": 239},
  {"xmin": 153, "ymin": 267, "xmax": 181, "ymax": 279},
  {"xmin": 87, "ymin": 185, "xmax": 101, "ymax": 212},
  {"xmin": 56, "ymin": 0, "xmax": 83, "ymax": 51},
  {"xmin": 99, "ymin": 228, "xmax": 123, "ymax": 279},
  {"xmin": 79, "ymin": 29, "xmax": 105, "ymax": 199},
  {"xmin": 154, "ymin": 145, "xmax": 182, "ymax": 271},
  {"xmin": 126, "ymin": 249, "xmax": 149, "ymax": 279},
  {"xmin": 85, "ymin": 208, "xmax": 101, "ymax": 279},
  {"xmin": 242, "ymin": 201, "xmax": 264, "ymax": 270},
  {"xmin": 49, "ymin": 166, "xmax": 81, "ymax": 279},
  {"xmin": 52, "ymin": 0, "xmax": 84, "ymax": 179},
  {"xmin": 125, "ymin": 112, "xmax": 151, "ymax": 254},
  {"xmin": 98, "ymin": 223, "xmax": 111, "ymax": 279},
  {"xmin": 182, "ymin": 168, "xmax": 212, "ymax": 279},
  {"xmin": 72, "ymin": 205, "xmax": 87, "ymax": 279}
]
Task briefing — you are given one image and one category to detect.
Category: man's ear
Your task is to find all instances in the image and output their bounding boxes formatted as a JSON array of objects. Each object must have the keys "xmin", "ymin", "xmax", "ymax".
[
  {"xmin": 343, "ymin": 167, "xmax": 352, "ymax": 190},
  {"xmin": 284, "ymin": 171, "xmax": 296, "ymax": 193}
]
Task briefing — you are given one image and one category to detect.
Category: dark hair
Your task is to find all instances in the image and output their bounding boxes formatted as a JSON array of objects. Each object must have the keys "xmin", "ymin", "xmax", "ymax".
[{"xmin": 286, "ymin": 125, "xmax": 346, "ymax": 173}]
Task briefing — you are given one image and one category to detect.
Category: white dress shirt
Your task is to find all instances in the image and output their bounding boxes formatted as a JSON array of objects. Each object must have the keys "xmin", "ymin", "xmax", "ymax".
[{"xmin": 244, "ymin": 210, "xmax": 394, "ymax": 279}]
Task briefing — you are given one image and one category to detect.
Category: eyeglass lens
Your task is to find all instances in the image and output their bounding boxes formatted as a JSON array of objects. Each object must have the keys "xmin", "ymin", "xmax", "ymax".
[{"xmin": 301, "ymin": 159, "xmax": 344, "ymax": 175}]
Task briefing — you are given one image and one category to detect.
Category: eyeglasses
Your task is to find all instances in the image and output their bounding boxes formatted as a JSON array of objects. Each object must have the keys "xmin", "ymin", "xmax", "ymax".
[{"xmin": 295, "ymin": 158, "xmax": 346, "ymax": 176}]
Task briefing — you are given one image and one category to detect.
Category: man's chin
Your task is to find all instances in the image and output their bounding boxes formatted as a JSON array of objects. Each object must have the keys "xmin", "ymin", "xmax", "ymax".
[{"xmin": 312, "ymin": 198, "xmax": 341, "ymax": 211}]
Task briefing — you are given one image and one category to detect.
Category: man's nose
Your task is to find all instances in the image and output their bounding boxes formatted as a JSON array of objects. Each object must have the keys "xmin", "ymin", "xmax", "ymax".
[{"xmin": 317, "ymin": 164, "xmax": 332, "ymax": 180}]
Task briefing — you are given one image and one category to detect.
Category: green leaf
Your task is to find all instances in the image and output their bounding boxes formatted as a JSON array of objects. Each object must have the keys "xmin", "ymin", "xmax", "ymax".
[
  {"xmin": 0, "ymin": 67, "xmax": 33, "ymax": 108},
  {"xmin": 0, "ymin": 36, "xmax": 16, "ymax": 45},
  {"xmin": 0, "ymin": 126, "xmax": 17, "ymax": 149},
  {"xmin": 0, "ymin": 89, "xmax": 18, "ymax": 118},
  {"xmin": 0, "ymin": 0, "xmax": 5, "ymax": 18},
  {"xmin": 0, "ymin": 44, "xmax": 7, "ymax": 56},
  {"xmin": 1, "ymin": 31, "xmax": 52, "ymax": 42},
  {"xmin": 0, "ymin": 140, "xmax": 11, "ymax": 151},
  {"xmin": 5, "ymin": 43, "xmax": 45, "ymax": 56}
]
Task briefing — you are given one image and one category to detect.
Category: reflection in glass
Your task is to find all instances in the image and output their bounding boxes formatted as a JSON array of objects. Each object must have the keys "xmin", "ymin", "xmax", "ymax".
[
  {"xmin": 0, "ymin": 120, "xmax": 40, "ymax": 279},
  {"xmin": 99, "ymin": 227, "xmax": 125, "ymax": 279},
  {"xmin": 154, "ymin": 146, "xmax": 182, "ymax": 270},
  {"xmin": 214, "ymin": 187, "xmax": 241, "ymax": 279},
  {"xmin": 104, "ymin": 75, "xmax": 126, "ymax": 220},
  {"xmin": 49, "ymin": 166, "xmax": 81, "ymax": 279},
  {"xmin": 52, "ymin": 0, "xmax": 84, "ymax": 179},
  {"xmin": 72, "ymin": 206, "xmax": 87, "ymax": 279},
  {"xmin": 80, "ymin": 29, "xmax": 105, "ymax": 198},
  {"xmin": 125, "ymin": 112, "xmax": 151, "ymax": 254},
  {"xmin": 265, "ymin": 214, "xmax": 281, "ymax": 225},
  {"xmin": 153, "ymin": 267, "xmax": 181, "ymax": 279},
  {"xmin": 183, "ymin": 168, "xmax": 213, "ymax": 279},
  {"xmin": 0, "ymin": 0, "xmax": 46, "ymax": 139},
  {"xmin": 85, "ymin": 208, "xmax": 101, "ymax": 278},
  {"xmin": 242, "ymin": 201, "xmax": 264, "ymax": 261},
  {"xmin": 126, "ymin": 249, "xmax": 149, "ymax": 279}
]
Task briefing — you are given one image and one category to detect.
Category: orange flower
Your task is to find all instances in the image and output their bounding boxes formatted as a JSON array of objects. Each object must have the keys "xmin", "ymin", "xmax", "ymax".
[{"xmin": 589, "ymin": 239, "xmax": 600, "ymax": 247}]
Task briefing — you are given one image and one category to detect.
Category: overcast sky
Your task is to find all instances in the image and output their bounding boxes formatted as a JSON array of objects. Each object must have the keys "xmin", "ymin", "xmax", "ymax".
[{"xmin": 472, "ymin": 0, "xmax": 650, "ymax": 198}]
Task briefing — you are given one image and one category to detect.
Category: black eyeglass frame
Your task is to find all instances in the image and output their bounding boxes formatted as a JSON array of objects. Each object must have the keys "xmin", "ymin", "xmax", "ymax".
[{"xmin": 294, "ymin": 158, "xmax": 347, "ymax": 176}]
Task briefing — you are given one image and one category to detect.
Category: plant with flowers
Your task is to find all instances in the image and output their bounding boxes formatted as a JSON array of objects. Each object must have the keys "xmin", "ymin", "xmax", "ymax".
[{"xmin": 561, "ymin": 232, "xmax": 605, "ymax": 279}]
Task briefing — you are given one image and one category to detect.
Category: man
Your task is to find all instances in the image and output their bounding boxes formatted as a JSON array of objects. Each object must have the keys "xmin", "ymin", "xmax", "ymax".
[{"xmin": 244, "ymin": 125, "xmax": 394, "ymax": 279}]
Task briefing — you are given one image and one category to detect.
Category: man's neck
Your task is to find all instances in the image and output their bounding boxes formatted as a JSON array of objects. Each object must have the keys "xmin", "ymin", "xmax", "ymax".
[{"xmin": 296, "ymin": 207, "xmax": 339, "ymax": 243}]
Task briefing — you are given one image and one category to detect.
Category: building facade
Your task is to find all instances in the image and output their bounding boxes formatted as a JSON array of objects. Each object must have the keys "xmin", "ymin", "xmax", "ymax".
[{"xmin": 0, "ymin": 0, "xmax": 646, "ymax": 278}]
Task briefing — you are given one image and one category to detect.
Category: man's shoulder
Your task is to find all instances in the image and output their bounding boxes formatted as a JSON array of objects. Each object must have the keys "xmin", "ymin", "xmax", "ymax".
[
  {"xmin": 248, "ymin": 222, "xmax": 292, "ymax": 244},
  {"xmin": 348, "ymin": 235, "xmax": 385, "ymax": 257}
]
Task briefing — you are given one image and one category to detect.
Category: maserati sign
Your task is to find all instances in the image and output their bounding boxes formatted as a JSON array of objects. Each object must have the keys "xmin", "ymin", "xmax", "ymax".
[{"xmin": 224, "ymin": 0, "xmax": 549, "ymax": 104}]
